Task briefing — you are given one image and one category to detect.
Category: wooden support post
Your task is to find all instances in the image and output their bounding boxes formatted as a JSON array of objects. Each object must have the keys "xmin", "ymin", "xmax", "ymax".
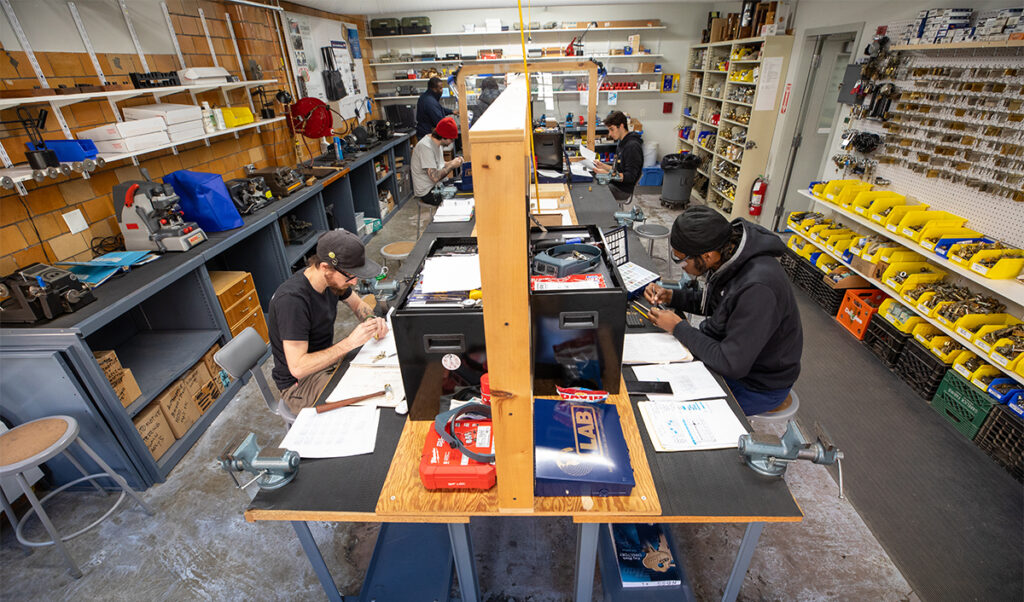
[{"xmin": 469, "ymin": 78, "xmax": 534, "ymax": 512}]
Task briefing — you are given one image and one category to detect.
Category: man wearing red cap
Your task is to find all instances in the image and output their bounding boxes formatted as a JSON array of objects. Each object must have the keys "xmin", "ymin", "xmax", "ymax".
[{"xmin": 411, "ymin": 115, "xmax": 464, "ymax": 206}]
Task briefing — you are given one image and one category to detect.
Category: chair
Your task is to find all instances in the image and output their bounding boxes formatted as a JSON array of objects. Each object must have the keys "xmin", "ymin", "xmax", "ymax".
[
  {"xmin": 634, "ymin": 223, "xmax": 671, "ymax": 265},
  {"xmin": 0, "ymin": 415, "xmax": 153, "ymax": 578},
  {"xmin": 381, "ymin": 240, "xmax": 415, "ymax": 272},
  {"xmin": 751, "ymin": 390, "xmax": 800, "ymax": 423},
  {"xmin": 214, "ymin": 327, "xmax": 296, "ymax": 425}
]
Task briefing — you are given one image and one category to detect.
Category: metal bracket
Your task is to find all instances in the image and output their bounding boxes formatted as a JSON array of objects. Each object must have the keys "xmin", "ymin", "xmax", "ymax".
[
  {"xmin": 198, "ymin": 9, "xmax": 219, "ymax": 67},
  {"xmin": 161, "ymin": 1, "xmax": 186, "ymax": 70},
  {"xmin": 119, "ymin": 0, "xmax": 150, "ymax": 72}
]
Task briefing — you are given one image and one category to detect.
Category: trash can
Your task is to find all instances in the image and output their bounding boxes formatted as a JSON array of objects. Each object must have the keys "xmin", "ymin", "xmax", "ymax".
[{"xmin": 660, "ymin": 153, "xmax": 700, "ymax": 209}]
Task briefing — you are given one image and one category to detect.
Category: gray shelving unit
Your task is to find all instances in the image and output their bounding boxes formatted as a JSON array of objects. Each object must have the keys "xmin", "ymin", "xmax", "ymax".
[{"xmin": 0, "ymin": 133, "xmax": 413, "ymax": 490}]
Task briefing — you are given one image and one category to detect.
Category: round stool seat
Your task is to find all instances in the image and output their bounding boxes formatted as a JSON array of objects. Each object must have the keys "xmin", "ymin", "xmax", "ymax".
[
  {"xmin": 752, "ymin": 390, "xmax": 800, "ymax": 423},
  {"xmin": 381, "ymin": 241, "xmax": 415, "ymax": 260},
  {"xmin": 0, "ymin": 417, "xmax": 78, "ymax": 475},
  {"xmin": 634, "ymin": 223, "xmax": 670, "ymax": 240}
]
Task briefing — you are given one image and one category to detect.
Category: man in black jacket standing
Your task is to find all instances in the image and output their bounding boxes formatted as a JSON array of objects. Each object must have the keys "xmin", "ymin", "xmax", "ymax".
[
  {"xmin": 645, "ymin": 206, "xmax": 803, "ymax": 415},
  {"xmin": 416, "ymin": 77, "xmax": 457, "ymax": 138},
  {"xmin": 593, "ymin": 111, "xmax": 644, "ymax": 202}
]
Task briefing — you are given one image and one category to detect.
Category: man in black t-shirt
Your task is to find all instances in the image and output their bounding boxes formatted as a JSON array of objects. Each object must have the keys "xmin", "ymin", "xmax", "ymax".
[{"xmin": 267, "ymin": 230, "xmax": 388, "ymax": 413}]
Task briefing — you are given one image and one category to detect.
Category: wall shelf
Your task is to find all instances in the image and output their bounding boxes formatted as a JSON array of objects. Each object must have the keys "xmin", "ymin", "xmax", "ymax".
[
  {"xmin": 787, "ymin": 226, "xmax": 1024, "ymax": 386},
  {"xmin": 366, "ymin": 25, "xmax": 667, "ymax": 40},
  {"xmin": 0, "ymin": 79, "xmax": 278, "ymax": 112},
  {"xmin": 797, "ymin": 189, "xmax": 1024, "ymax": 306}
]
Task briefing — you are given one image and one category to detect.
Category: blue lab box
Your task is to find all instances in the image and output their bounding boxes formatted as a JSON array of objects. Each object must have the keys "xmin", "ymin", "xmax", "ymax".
[{"xmin": 534, "ymin": 398, "xmax": 635, "ymax": 497}]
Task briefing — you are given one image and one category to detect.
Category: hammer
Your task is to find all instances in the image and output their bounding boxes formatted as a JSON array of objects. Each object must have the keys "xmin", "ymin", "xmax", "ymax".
[{"xmin": 316, "ymin": 384, "xmax": 393, "ymax": 414}]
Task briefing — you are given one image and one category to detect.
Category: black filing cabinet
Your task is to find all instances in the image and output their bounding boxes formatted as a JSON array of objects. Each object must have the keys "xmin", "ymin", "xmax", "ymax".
[
  {"xmin": 530, "ymin": 225, "xmax": 626, "ymax": 394},
  {"xmin": 391, "ymin": 238, "xmax": 486, "ymax": 421}
]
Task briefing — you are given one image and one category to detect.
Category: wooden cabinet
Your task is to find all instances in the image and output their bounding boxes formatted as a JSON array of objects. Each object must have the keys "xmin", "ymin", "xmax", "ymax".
[
  {"xmin": 678, "ymin": 35, "xmax": 793, "ymax": 220},
  {"xmin": 209, "ymin": 271, "xmax": 269, "ymax": 343}
]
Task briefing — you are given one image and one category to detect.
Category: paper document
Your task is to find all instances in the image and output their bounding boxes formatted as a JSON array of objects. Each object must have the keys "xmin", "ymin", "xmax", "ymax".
[
  {"xmin": 622, "ymin": 332, "xmax": 693, "ymax": 364},
  {"xmin": 578, "ymin": 146, "xmax": 597, "ymax": 162},
  {"xmin": 537, "ymin": 169, "xmax": 563, "ymax": 179},
  {"xmin": 327, "ymin": 365, "xmax": 404, "ymax": 407},
  {"xmin": 420, "ymin": 254, "xmax": 481, "ymax": 293},
  {"xmin": 539, "ymin": 197, "xmax": 560, "ymax": 210},
  {"xmin": 350, "ymin": 309, "xmax": 398, "ymax": 366},
  {"xmin": 637, "ymin": 398, "xmax": 747, "ymax": 451},
  {"xmin": 279, "ymin": 405, "xmax": 380, "ymax": 458},
  {"xmin": 631, "ymin": 361, "xmax": 725, "ymax": 401},
  {"xmin": 570, "ymin": 162, "xmax": 594, "ymax": 179}
]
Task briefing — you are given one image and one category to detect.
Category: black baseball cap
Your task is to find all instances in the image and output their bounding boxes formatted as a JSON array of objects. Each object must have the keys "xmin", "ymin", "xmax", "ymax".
[{"xmin": 315, "ymin": 230, "xmax": 382, "ymax": 279}]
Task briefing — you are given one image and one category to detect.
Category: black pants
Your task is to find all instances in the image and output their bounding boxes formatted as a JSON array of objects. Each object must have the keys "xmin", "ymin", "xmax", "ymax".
[
  {"xmin": 610, "ymin": 182, "xmax": 635, "ymax": 203},
  {"xmin": 418, "ymin": 191, "xmax": 442, "ymax": 207}
]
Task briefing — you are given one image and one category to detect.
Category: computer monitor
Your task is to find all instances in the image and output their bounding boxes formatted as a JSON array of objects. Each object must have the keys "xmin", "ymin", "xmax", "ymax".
[
  {"xmin": 384, "ymin": 103, "xmax": 416, "ymax": 132},
  {"xmin": 533, "ymin": 131, "xmax": 564, "ymax": 172}
]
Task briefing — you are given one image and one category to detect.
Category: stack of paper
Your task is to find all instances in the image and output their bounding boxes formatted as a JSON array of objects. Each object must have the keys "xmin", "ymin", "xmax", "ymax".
[
  {"xmin": 637, "ymin": 398, "xmax": 747, "ymax": 451},
  {"xmin": 432, "ymin": 197, "xmax": 475, "ymax": 223},
  {"xmin": 630, "ymin": 361, "xmax": 725, "ymax": 401},
  {"xmin": 279, "ymin": 405, "xmax": 380, "ymax": 458},
  {"xmin": 419, "ymin": 254, "xmax": 481, "ymax": 293},
  {"xmin": 622, "ymin": 332, "xmax": 693, "ymax": 364},
  {"xmin": 57, "ymin": 251, "xmax": 160, "ymax": 287}
]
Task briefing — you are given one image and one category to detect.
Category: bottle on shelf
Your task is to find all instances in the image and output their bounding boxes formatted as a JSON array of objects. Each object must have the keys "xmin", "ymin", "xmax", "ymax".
[
  {"xmin": 201, "ymin": 102, "xmax": 216, "ymax": 134},
  {"xmin": 213, "ymin": 107, "xmax": 227, "ymax": 131}
]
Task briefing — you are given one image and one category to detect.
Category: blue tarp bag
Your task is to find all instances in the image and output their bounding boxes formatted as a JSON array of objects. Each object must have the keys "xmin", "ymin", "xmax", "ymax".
[{"xmin": 163, "ymin": 170, "xmax": 243, "ymax": 232}]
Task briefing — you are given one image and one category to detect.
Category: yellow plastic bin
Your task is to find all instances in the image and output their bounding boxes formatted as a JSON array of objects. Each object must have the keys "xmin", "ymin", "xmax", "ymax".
[
  {"xmin": 820, "ymin": 179, "xmax": 863, "ymax": 203},
  {"xmin": 894, "ymin": 211, "xmax": 967, "ymax": 242},
  {"xmin": 912, "ymin": 323, "xmax": 942, "ymax": 347},
  {"xmin": 849, "ymin": 190, "xmax": 901, "ymax": 216},
  {"xmin": 883, "ymin": 204, "xmax": 931, "ymax": 234},
  {"xmin": 989, "ymin": 338, "xmax": 1023, "ymax": 371},
  {"xmin": 952, "ymin": 314, "xmax": 1020, "ymax": 343},
  {"xmin": 928, "ymin": 336, "xmax": 965, "ymax": 364},
  {"xmin": 866, "ymin": 196, "xmax": 909, "ymax": 225},
  {"xmin": 967, "ymin": 249, "xmax": 1024, "ymax": 279},
  {"xmin": 918, "ymin": 226, "xmax": 981, "ymax": 252},
  {"xmin": 881, "ymin": 262, "xmax": 945, "ymax": 293},
  {"xmin": 836, "ymin": 183, "xmax": 874, "ymax": 209}
]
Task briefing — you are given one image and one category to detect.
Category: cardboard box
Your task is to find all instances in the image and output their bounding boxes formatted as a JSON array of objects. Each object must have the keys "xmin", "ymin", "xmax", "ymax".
[
  {"xmin": 154, "ymin": 381, "xmax": 201, "ymax": 439},
  {"xmin": 123, "ymin": 103, "xmax": 204, "ymax": 126},
  {"xmin": 77, "ymin": 117, "xmax": 167, "ymax": 141},
  {"xmin": 113, "ymin": 368, "xmax": 142, "ymax": 408},
  {"xmin": 193, "ymin": 380, "xmax": 221, "ymax": 414},
  {"xmin": 93, "ymin": 131, "xmax": 171, "ymax": 154},
  {"xmin": 133, "ymin": 404, "xmax": 174, "ymax": 460},
  {"xmin": 638, "ymin": 62, "xmax": 657, "ymax": 73},
  {"xmin": 93, "ymin": 350, "xmax": 123, "ymax": 381},
  {"xmin": 823, "ymin": 269, "xmax": 873, "ymax": 290},
  {"xmin": 200, "ymin": 343, "xmax": 223, "ymax": 383},
  {"xmin": 850, "ymin": 255, "xmax": 887, "ymax": 280},
  {"xmin": 181, "ymin": 361, "xmax": 213, "ymax": 398},
  {"xmin": 710, "ymin": 18, "xmax": 728, "ymax": 42}
]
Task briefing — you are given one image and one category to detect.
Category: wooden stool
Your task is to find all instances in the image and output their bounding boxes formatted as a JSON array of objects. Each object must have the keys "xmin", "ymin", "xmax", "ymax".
[
  {"xmin": 0, "ymin": 416, "xmax": 153, "ymax": 578},
  {"xmin": 381, "ymin": 241, "xmax": 415, "ymax": 272}
]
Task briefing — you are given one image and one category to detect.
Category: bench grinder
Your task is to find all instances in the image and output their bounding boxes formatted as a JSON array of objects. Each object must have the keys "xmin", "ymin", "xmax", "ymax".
[{"xmin": 113, "ymin": 180, "xmax": 207, "ymax": 252}]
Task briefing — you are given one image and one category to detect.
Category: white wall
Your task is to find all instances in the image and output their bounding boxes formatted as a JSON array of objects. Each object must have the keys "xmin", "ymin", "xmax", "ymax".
[
  {"xmin": 0, "ymin": 0, "xmax": 176, "ymax": 57},
  {"xmin": 369, "ymin": 3, "xmax": 708, "ymax": 159}
]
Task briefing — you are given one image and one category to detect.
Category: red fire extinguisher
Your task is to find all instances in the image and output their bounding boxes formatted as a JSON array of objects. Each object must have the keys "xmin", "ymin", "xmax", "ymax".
[{"xmin": 750, "ymin": 176, "xmax": 767, "ymax": 216}]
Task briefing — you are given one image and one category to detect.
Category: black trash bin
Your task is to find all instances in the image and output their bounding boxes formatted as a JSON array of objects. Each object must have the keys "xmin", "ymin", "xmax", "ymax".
[{"xmin": 660, "ymin": 153, "xmax": 701, "ymax": 209}]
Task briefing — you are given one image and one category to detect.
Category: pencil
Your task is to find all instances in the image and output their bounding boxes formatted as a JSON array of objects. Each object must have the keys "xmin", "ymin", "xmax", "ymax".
[{"xmin": 630, "ymin": 301, "xmax": 651, "ymax": 320}]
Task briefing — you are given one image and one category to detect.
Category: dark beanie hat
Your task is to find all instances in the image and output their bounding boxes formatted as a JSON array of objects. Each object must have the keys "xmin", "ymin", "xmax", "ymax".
[{"xmin": 670, "ymin": 206, "xmax": 733, "ymax": 256}]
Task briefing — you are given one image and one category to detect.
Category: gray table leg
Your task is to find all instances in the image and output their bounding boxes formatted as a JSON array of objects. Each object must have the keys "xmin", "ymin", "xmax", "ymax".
[
  {"xmin": 291, "ymin": 521, "xmax": 344, "ymax": 602},
  {"xmin": 721, "ymin": 522, "xmax": 764, "ymax": 602},
  {"xmin": 574, "ymin": 522, "xmax": 600, "ymax": 602},
  {"xmin": 448, "ymin": 522, "xmax": 480, "ymax": 602}
]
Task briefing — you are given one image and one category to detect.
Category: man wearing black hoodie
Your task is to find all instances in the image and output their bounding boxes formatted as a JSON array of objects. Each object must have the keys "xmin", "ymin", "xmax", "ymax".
[
  {"xmin": 416, "ymin": 77, "xmax": 457, "ymax": 138},
  {"xmin": 593, "ymin": 111, "xmax": 644, "ymax": 202},
  {"xmin": 646, "ymin": 206, "xmax": 803, "ymax": 415}
]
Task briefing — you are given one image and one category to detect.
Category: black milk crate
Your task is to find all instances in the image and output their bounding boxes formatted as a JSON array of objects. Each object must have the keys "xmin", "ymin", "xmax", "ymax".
[
  {"xmin": 129, "ymin": 71, "xmax": 180, "ymax": 89},
  {"xmin": 863, "ymin": 315, "xmax": 910, "ymax": 370},
  {"xmin": 931, "ymin": 370, "xmax": 998, "ymax": 440},
  {"xmin": 779, "ymin": 250, "xmax": 800, "ymax": 280},
  {"xmin": 894, "ymin": 338, "xmax": 948, "ymax": 400},
  {"xmin": 807, "ymin": 276, "xmax": 846, "ymax": 316},
  {"xmin": 974, "ymin": 404, "xmax": 1024, "ymax": 482}
]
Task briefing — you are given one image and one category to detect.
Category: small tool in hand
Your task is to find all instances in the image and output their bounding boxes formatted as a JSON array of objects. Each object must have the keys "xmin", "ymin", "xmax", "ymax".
[{"xmin": 317, "ymin": 384, "xmax": 393, "ymax": 413}]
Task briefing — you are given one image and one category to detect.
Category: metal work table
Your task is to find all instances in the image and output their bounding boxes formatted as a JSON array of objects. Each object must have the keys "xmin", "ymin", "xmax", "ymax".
[
  {"xmin": 0, "ymin": 134, "xmax": 413, "ymax": 489},
  {"xmin": 245, "ymin": 182, "xmax": 801, "ymax": 602}
]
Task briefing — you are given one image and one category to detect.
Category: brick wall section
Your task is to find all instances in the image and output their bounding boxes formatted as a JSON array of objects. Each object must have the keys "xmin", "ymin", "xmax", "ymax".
[{"xmin": 0, "ymin": 0, "xmax": 376, "ymax": 275}]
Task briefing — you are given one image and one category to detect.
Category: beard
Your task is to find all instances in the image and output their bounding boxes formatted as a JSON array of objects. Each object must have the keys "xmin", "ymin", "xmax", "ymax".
[{"xmin": 328, "ymin": 283, "xmax": 352, "ymax": 295}]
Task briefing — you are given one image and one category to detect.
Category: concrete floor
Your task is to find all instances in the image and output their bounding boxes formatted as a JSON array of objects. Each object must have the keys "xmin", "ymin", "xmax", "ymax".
[{"xmin": 0, "ymin": 188, "xmax": 918, "ymax": 601}]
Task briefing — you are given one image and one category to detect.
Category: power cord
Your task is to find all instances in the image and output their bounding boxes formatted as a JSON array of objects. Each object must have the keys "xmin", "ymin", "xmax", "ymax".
[{"xmin": 91, "ymin": 234, "xmax": 124, "ymax": 255}]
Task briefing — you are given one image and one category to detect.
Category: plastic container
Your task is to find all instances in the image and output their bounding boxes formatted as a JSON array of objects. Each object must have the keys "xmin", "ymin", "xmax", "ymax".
[
  {"xmin": 974, "ymin": 405, "xmax": 1024, "ymax": 482},
  {"xmin": 882, "ymin": 204, "xmax": 930, "ymax": 234},
  {"xmin": 201, "ymin": 101, "xmax": 216, "ymax": 134},
  {"xmin": 918, "ymin": 226, "xmax": 980, "ymax": 252},
  {"xmin": 819, "ymin": 179, "xmax": 863, "ymax": 203},
  {"xmin": 835, "ymin": 183, "xmax": 873, "ymax": 208},
  {"xmin": 787, "ymin": 235, "xmax": 815, "ymax": 260},
  {"xmin": 989, "ymin": 338, "xmax": 1023, "ymax": 371},
  {"xmin": 456, "ymin": 162, "xmax": 473, "ymax": 191},
  {"xmin": 880, "ymin": 262, "xmax": 945, "ymax": 293},
  {"xmin": 26, "ymin": 139, "xmax": 98, "ymax": 161},
  {"xmin": 951, "ymin": 314, "xmax": 1019, "ymax": 343},
  {"xmin": 928, "ymin": 336, "xmax": 965, "ymax": 364},
  {"xmin": 850, "ymin": 191, "xmax": 903, "ymax": 217},
  {"xmin": 986, "ymin": 378, "xmax": 1024, "ymax": 404},
  {"xmin": 967, "ymin": 249, "xmax": 1024, "ymax": 279},
  {"xmin": 836, "ymin": 289, "xmax": 887, "ymax": 340},
  {"xmin": 931, "ymin": 370, "xmax": 998, "ymax": 439},
  {"xmin": 878, "ymin": 298, "xmax": 923, "ymax": 334},
  {"xmin": 911, "ymin": 323, "xmax": 941, "ymax": 347},
  {"xmin": 222, "ymin": 107, "xmax": 255, "ymax": 128},
  {"xmin": 863, "ymin": 310, "xmax": 911, "ymax": 369},
  {"xmin": 638, "ymin": 165, "xmax": 663, "ymax": 186},
  {"xmin": 866, "ymin": 196, "xmax": 908, "ymax": 225},
  {"xmin": 894, "ymin": 210, "xmax": 967, "ymax": 242}
]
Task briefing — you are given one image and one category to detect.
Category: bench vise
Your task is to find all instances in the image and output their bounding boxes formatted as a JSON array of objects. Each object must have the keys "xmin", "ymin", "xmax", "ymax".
[
  {"xmin": 219, "ymin": 433, "xmax": 299, "ymax": 490},
  {"xmin": 738, "ymin": 420, "xmax": 845, "ymax": 498},
  {"xmin": 614, "ymin": 206, "xmax": 645, "ymax": 227}
]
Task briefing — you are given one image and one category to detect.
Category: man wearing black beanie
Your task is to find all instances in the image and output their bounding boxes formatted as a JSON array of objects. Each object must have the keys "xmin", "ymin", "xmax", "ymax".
[{"xmin": 646, "ymin": 206, "xmax": 803, "ymax": 415}]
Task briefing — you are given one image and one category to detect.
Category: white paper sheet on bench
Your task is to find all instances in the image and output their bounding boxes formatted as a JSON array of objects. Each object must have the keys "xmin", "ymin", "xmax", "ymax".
[
  {"xmin": 326, "ymin": 365, "xmax": 404, "ymax": 407},
  {"xmin": 280, "ymin": 405, "xmax": 379, "ymax": 458}
]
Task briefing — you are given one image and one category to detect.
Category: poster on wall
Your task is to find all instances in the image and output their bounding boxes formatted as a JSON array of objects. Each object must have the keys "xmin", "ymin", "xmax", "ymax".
[{"xmin": 282, "ymin": 12, "xmax": 369, "ymax": 122}]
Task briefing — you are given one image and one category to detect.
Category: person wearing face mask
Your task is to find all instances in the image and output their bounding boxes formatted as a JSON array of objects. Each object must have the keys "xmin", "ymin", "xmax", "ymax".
[
  {"xmin": 645, "ymin": 206, "xmax": 803, "ymax": 415},
  {"xmin": 416, "ymin": 77, "xmax": 458, "ymax": 139},
  {"xmin": 591, "ymin": 110, "xmax": 644, "ymax": 202},
  {"xmin": 267, "ymin": 230, "xmax": 389, "ymax": 413}
]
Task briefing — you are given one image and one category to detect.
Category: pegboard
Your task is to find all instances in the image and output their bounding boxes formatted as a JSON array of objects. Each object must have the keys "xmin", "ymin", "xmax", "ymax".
[{"xmin": 847, "ymin": 46, "xmax": 1024, "ymax": 248}]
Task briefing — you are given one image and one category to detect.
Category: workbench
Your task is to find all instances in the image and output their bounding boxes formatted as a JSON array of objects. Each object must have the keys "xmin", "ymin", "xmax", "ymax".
[
  {"xmin": 0, "ymin": 133, "xmax": 412, "ymax": 490},
  {"xmin": 245, "ymin": 182, "xmax": 802, "ymax": 602}
]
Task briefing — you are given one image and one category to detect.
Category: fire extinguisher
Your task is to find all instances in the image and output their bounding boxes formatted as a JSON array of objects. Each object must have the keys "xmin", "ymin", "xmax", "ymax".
[{"xmin": 750, "ymin": 176, "xmax": 767, "ymax": 216}]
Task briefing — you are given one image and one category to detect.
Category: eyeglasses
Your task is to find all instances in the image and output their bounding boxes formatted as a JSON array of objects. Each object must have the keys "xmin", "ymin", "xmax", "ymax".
[
  {"xmin": 671, "ymin": 252, "xmax": 687, "ymax": 265},
  {"xmin": 337, "ymin": 268, "xmax": 358, "ymax": 281}
]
